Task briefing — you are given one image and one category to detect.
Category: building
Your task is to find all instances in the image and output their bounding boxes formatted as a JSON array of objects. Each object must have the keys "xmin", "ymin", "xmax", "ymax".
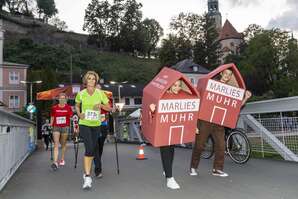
[
  {"xmin": 0, "ymin": 19, "xmax": 28, "ymax": 112},
  {"xmin": 101, "ymin": 83, "xmax": 143, "ymax": 110},
  {"xmin": 171, "ymin": 59, "xmax": 210, "ymax": 87},
  {"xmin": 207, "ymin": 0, "xmax": 244, "ymax": 63}
]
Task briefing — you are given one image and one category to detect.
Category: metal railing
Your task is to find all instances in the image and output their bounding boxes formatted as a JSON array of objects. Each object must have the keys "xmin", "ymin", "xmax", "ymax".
[
  {"xmin": 0, "ymin": 109, "xmax": 36, "ymax": 191},
  {"xmin": 239, "ymin": 96, "xmax": 298, "ymax": 161}
]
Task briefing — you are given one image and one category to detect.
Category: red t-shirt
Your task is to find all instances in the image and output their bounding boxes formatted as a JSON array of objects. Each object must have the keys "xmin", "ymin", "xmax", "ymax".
[{"xmin": 51, "ymin": 104, "xmax": 73, "ymax": 127}]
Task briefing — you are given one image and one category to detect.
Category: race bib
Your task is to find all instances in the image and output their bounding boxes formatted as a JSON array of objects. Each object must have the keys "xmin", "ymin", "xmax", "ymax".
[
  {"xmin": 56, "ymin": 117, "xmax": 66, "ymax": 124},
  {"xmin": 85, "ymin": 110, "xmax": 100, "ymax": 121}
]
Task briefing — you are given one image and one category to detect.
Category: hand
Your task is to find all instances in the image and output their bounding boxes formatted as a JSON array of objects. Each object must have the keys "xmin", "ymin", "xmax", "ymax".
[
  {"xmin": 78, "ymin": 113, "xmax": 85, "ymax": 120},
  {"xmin": 93, "ymin": 104, "xmax": 101, "ymax": 110},
  {"xmin": 196, "ymin": 128, "xmax": 199, "ymax": 135},
  {"xmin": 245, "ymin": 90, "xmax": 252, "ymax": 99},
  {"xmin": 149, "ymin": 104, "xmax": 156, "ymax": 113}
]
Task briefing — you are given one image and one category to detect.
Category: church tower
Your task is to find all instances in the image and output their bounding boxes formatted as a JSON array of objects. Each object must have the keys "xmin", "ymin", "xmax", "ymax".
[{"xmin": 207, "ymin": 0, "xmax": 222, "ymax": 30}]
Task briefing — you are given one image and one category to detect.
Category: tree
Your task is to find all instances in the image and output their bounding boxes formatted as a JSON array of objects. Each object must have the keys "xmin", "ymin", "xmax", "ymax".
[
  {"xmin": 140, "ymin": 18, "xmax": 163, "ymax": 58},
  {"xmin": 49, "ymin": 17, "xmax": 68, "ymax": 31},
  {"xmin": 36, "ymin": 0, "xmax": 58, "ymax": 23},
  {"xmin": 170, "ymin": 12, "xmax": 203, "ymax": 44},
  {"xmin": 193, "ymin": 14, "xmax": 220, "ymax": 69},
  {"xmin": 159, "ymin": 34, "xmax": 192, "ymax": 66},
  {"xmin": 118, "ymin": 0, "xmax": 143, "ymax": 53},
  {"xmin": 0, "ymin": 0, "xmax": 7, "ymax": 11},
  {"xmin": 2, "ymin": 0, "xmax": 34, "ymax": 16}
]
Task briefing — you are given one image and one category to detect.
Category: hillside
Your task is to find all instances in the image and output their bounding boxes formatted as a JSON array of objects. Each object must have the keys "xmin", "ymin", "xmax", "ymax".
[{"xmin": 1, "ymin": 11, "xmax": 161, "ymax": 86}]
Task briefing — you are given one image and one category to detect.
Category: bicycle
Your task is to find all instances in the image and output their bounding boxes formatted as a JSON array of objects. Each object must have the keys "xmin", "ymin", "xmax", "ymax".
[{"xmin": 201, "ymin": 128, "xmax": 251, "ymax": 164}]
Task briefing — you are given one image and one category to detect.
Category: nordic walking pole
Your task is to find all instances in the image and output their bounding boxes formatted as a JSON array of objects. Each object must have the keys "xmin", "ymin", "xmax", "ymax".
[
  {"xmin": 74, "ymin": 135, "xmax": 79, "ymax": 169},
  {"xmin": 113, "ymin": 112, "xmax": 120, "ymax": 175},
  {"xmin": 72, "ymin": 115, "xmax": 79, "ymax": 169}
]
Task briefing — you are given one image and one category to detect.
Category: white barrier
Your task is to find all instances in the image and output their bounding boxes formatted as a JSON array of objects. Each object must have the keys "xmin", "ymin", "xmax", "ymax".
[{"xmin": 0, "ymin": 109, "xmax": 36, "ymax": 191}]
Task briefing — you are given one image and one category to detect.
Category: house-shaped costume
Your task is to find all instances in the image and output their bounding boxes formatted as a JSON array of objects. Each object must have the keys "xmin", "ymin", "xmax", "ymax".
[
  {"xmin": 197, "ymin": 63, "xmax": 246, "ymax": 128},
  {"xmin": 142, "ymin": 67, "xmax": 200, "ymax": 147}
]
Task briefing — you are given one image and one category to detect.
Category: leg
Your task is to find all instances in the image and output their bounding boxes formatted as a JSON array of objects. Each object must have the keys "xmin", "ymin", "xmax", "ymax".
[
  {"xmin": 160, "ymin": 145, "xmax": 174, "ymax": 178},
  {"xmin": 59, "ymin": 129, "xmax": 69, "ymax": 161},
  {"xmin": 80, "ymin": 125, "xmax": 94, "ymax": 176},
  {"xmin": 44, "ymin": 135, "xmax": 49, "ymax": 150},
  {"xmin": 94, "ymin": 125, "xmax": 107, "ymax": 172},
  {"xmin": 211, "ymin": 125, "xmax": 225, "ymax": 171},
  {"xmin": 52, "ymin": 131, "xmax": 61, "ymax": 163},
  {"xmin": 190, "ymin": 121, "xmax": 211, "ymax": 169}
]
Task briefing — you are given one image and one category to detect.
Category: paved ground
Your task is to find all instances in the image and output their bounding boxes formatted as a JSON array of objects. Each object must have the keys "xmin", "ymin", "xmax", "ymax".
[{"xmin": 1, "ymin": 143, "xmax": 298, "ymax": 199}]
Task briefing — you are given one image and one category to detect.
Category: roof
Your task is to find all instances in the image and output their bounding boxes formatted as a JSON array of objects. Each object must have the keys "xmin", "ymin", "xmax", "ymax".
[
  {"xmin": 1, "ymin": 62, "xmax": 29, "ymax": 68},
  {"xmin": 219, "ymin": 20, "xmax": 243, "ymax": 41},
  {"xmin": 171, "ymin": 59, "xmax": 210, "ymax": 74}
]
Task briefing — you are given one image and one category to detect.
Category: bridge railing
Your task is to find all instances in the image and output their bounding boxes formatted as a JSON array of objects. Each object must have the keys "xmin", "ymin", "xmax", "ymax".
[{"xmin": 0, "ymin": 109, "xmax": 36, "ymax": 191}]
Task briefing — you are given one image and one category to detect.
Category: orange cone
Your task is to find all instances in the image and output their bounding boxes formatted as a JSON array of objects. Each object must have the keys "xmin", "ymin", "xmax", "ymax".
[{"xmin": 136, "ymin": 145, "xmax": 147, "ymax": 160}]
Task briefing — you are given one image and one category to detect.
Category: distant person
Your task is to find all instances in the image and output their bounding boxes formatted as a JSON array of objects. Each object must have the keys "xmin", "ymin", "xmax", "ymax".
[
  {"xmin": 94, "ymin": 84, "xmax": 113, "ymax": 178},
  {"xmin": 50, "ymin": 93, "xmax": 73, "ymax": 171},
  {"xmin": 41, "ymin": 119, "xmax": 51, "ymax": 150}
]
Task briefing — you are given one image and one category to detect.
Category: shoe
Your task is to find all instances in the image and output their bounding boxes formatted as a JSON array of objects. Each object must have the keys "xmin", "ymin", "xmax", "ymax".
[
  {"xmin": 82, "ymin": 175, "xmax": 92, "ymax": 190},
  {"xmin": 212, "ymin": 169, "xmax": 229, "ymax": 177},
  {"xmin": 166, "ymin": 177, "xmax": 180, "ymax": 189},
  {"xmin": 95, "ymin": 168, "xmax": 103, "ymax": 178},
  {"xmin": 51, "ymin": 162, "xmax": 58, "ymax": 171},
  {"xmin": 59, "ymin": 159, "xmax": 65, "ymax": 166},
  {"xmin": 189, "ymin": 168, "xmax": 198, "ymax": 176}
]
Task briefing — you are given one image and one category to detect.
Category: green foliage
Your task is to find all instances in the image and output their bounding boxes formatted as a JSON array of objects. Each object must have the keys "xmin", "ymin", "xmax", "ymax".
[
  {"xmin": 193, "ymin": 14, "xmax": 220, "ymax": 69},
  {"xmin": 36, "ymin": 0, "xmax": 58, "ymax": 22},
  {"xmin": 83, "ymin": 0, "xmax": 162, "ymax": 56},
  {"xmin": 159, "ymin": 12, "xmax": 220, "ymax": 68},
  {"xmin": 226, "ymin": 26, "xmax": 298, "ymax": 98},
  {"xmin": 4, "ymin": 38, "xmax": 161, "ymax": 85}
]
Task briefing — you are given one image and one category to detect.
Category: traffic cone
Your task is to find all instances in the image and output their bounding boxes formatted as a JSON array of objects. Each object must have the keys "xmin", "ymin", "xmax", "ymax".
[{"xmin": 136, "ymin": 145, "xmax": 147, "ymax": 160}]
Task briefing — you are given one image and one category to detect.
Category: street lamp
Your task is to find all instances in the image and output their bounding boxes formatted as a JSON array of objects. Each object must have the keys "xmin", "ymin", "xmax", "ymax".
[
  {"xmin": 110, "ymin": 81, "xmax": 127, "ymax": 104},
  {"xmin": 20, "ymin": 80, "xmax": 43, "ymax": 105},
  {"xmin": 20, "ymin": 80, "xmax": 42, "ymax": 119}
]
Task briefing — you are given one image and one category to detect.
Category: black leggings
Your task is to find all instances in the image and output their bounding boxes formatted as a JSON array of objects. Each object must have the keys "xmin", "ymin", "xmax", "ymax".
[
  {"xmin": 79, "ymin": 125, "xmax": 101, "ymax": 157},
  {"xmin": 94, "ymin": 125, "xmax": 108, "ymax": 171},
  {"xmin": 160, "ymin": 145, "xmax": 175, "ymax": 178}
]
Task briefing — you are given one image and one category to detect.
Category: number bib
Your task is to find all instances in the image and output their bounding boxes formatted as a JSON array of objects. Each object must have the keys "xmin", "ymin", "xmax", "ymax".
[
  {"xmin": 56, "ymin": 117, "xmax": 66, "ymax": 125},
  {"xmin": 85, "ymin": 110, "xmax": 100, "ymax": 121}
]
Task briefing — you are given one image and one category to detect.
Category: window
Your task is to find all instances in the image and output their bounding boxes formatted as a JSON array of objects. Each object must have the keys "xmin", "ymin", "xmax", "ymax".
[
  {"xmin": 125, "ymin": 98, "xmax": 130, "ymax": 105},
  {"xmin": 9, "ymin": 71, "xmax": 20, "ymax": 84},
  {"xmin": 134, "ymin": 98, "xmax": 142, "ymax": 105},
  {"xmin": 9, "ymin": 96, "xmax": 20, "ymax": 108}
]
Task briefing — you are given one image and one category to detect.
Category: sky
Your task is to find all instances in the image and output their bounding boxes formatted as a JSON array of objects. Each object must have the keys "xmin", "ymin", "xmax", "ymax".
[{"xmin": 55, "ymin": 0, "xmax": 298, "ymax": 37}]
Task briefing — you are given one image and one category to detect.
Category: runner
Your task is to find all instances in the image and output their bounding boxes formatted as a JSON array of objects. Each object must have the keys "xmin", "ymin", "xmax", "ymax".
[
  {"xmin": 50, "ymin": 93, "xmax": 73, "ymax": 171},
  {"xmin": 41, "ymin": 119, "xmax": 51, "ymax": 151},
  {"xmin": 75, "ymin": 71, "xmax": 111, "ymax": 190}
]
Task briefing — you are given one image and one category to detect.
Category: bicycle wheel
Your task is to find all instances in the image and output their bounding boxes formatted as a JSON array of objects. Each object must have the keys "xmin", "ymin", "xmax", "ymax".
[
  {"xmin": 226, "ymin": 128, "xmax": 251, "ymax": 164},
  {"xmin": 201, "ymin": 136, "xmax": 214, "ymax": 159}
]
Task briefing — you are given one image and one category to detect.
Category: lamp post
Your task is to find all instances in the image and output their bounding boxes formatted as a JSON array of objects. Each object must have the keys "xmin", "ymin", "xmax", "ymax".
[
  {"xmin": 110, "ymin": 81, "xmax": 129, "ymax": 114},
  {"xmin": 20, "ymin": 80, "xmax": 42, "ymax": 119}
]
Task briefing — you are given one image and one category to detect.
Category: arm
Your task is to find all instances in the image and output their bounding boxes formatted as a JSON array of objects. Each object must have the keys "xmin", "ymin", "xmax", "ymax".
[
  {"xmin": 75, "ymin": 103, "xmax": 84, "ymax": 119},
  {"xmin": 242, "ymin": 90, "xmax": 252, "ymax": 106}
]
